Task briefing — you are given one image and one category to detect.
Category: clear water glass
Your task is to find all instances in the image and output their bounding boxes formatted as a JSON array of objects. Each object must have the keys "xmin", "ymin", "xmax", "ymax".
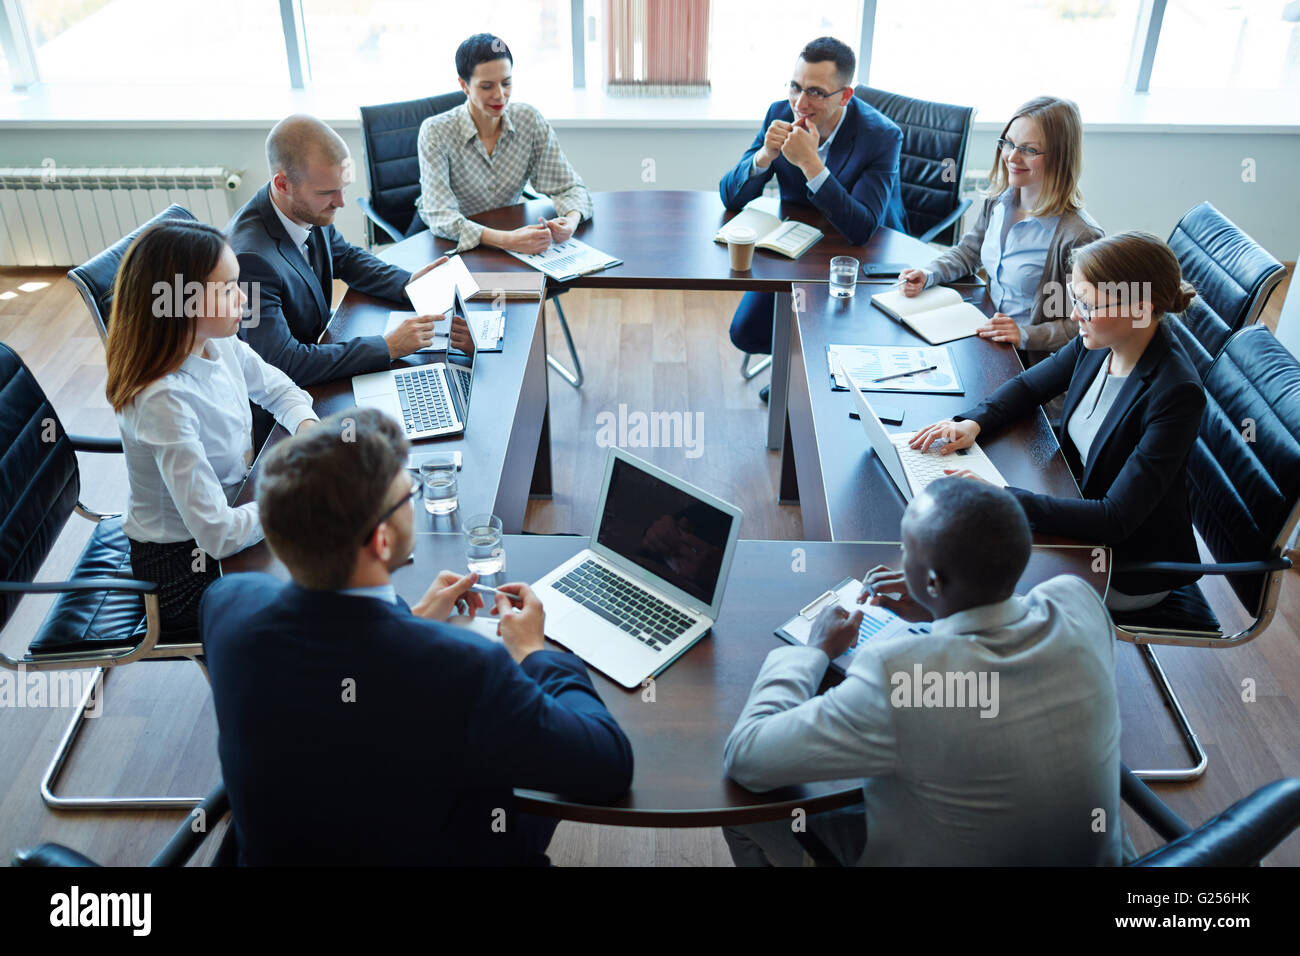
[
  {"xmin": 830, "ymin": 256, "xmax": 859, "ymax": 298},
  {"xmin": 420, "ymin": 462, "xmax": 458, "ymax": 515},
  {"xmin": 465, "ymin": 513, "xmax": 505, "ymax": 576}
]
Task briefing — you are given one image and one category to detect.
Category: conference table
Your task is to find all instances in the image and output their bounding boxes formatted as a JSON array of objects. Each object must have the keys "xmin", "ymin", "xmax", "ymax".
[{"xmin": 223, "ymin": 189, "xmax": 1109, "ymax": 827}]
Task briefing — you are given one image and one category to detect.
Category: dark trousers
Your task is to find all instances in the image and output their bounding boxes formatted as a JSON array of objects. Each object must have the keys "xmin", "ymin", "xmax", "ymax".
[{"xmin": 729, "ymin": 291, "xmax": 776, "ymax": 355}]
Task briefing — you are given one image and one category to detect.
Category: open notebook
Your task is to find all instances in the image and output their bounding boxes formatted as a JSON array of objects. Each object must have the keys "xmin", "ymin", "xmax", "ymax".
[
  {"xmin": 871, "ymin": 286, "xmax": 988, "ymax": 345},
  {"xmin": 714, "ymin": 202, "xmax": 822, "ymax": 259}
]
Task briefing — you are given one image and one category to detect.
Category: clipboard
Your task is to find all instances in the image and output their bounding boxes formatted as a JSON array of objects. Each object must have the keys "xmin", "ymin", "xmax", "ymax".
[{"xmin": 774, "ymin": 577, "xmax": 929, "ymax": 674}]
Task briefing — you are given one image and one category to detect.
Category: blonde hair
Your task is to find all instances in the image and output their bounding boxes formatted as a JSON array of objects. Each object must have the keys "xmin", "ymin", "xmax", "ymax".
[
  {"xmin": 1070, "ymin": 231, "xmax": 1197, "ymax": 319},
  {"xmin": 984, "ymin": 96, "xmax": 1085, "ymax": 219}
]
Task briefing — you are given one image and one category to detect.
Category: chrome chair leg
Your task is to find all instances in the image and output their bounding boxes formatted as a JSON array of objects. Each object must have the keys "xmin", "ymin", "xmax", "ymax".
[
  {"xmin": 740, "ymin": 352, "xmax": 772, "ymax": 380},
  {"xmin": 1130, "ymin": 644, "xmax": 1209, "ymax": 782},
  {"xmin": 40, "ymin": 664, "xmax": 205, "ymax": 810},
  {"xmin": 546, "ymin": 297, "xmax": 584, "ymax": 389}
]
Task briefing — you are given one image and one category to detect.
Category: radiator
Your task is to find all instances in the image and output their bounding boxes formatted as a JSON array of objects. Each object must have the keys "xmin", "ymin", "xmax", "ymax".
[{"xmin": 0, "ymin": 166, "xmax": 242, "ymax": 267}]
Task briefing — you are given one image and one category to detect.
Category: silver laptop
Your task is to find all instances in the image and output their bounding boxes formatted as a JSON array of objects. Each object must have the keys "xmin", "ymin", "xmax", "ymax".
[
  {"xmin": 351, "ymin": 287, "xmax": 476, "ymax": 439},
  {"xmin": 532, "ymin": 448, "xmax": 743, "ymax": 689},
  {"xmin": 839, "ymin": 360, "xmax": 1007, "ymax": 501}
]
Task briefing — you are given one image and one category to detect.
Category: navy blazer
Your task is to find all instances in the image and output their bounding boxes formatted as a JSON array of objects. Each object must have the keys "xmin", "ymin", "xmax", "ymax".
[
  {"xmin": 958, "ymin": 321, "xmax": 1206, "ymax": 595},
  {"xmin": 200, "ymin": 573, "xmax": 633, "ymax": 865},
  {"xmin": 227, "ymin": 184, "xmax": 412, "ymax": 386},
  {"xmin": 719, "ymin": 96, "xmax": 908, "ymax": 245}
]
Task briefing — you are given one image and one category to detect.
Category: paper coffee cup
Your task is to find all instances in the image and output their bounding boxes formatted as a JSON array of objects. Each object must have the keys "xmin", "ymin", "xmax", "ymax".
[{"xmin": 727, "ymin": 226, "xmax": 757, "ymax": 271}]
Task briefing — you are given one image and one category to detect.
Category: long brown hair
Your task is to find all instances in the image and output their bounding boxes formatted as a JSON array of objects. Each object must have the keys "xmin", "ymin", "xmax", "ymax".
[
  {"xmin": 984, "ymin": 95, "xmax": 1085, "ymax": 219},
  {"xmin": 105, "ymin": 220, "xmax": 228, "ymax": 411},
  {"xmin": 1070, "ymin": 231, "xmax": 1197, "ymax": 319}
]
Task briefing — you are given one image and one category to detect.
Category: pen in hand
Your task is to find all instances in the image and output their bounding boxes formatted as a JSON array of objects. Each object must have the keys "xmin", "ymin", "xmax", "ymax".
[{"xmin": 470, "ymin": 583, "xmax": 524, "ymax": 606}]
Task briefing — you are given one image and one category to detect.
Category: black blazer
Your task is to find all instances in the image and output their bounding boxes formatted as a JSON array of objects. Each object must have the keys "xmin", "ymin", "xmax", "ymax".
[
  {"xmin": 227, "ymin": 184, "xmax": 412, "ymax": 387},
  {"xmin": 958, "ymin": 321, "xmax": 1206, "ymax": 594},
  {"xmin": 201, "ymin": 573, "xmax": 633, "ymax": 865}
]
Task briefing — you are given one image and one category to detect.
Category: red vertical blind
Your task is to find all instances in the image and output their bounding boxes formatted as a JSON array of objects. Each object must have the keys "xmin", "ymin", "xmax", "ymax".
[{"xmin": 606, "ymin": 0, "xmax": 711, "ymax": 93}]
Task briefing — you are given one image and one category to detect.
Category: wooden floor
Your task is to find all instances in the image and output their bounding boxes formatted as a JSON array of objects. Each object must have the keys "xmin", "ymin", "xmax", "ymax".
[{"xmin": 1, "ymin": 265, "xmax": 1297, "ymax": 866}]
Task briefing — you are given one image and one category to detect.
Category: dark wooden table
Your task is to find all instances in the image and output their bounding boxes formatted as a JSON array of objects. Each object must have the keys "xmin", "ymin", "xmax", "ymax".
[
  {"xmin": 782, "ymin": 282, "xmax": 1086, "ymax": 542},
  {"xmin": 389, "ymin": 189, "xmax": 941, "ymax": 451},
  {"xmin": 225, "ymin": 531, "xmax": 1107, "ymax": 826}
]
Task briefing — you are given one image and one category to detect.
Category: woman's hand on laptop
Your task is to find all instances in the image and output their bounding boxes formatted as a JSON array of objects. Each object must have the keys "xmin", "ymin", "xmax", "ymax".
[
  {"xmin": 413, "ymin": 570, "xmax": 484, "ymax": 621},
  {"xmin": 492, "ymin": 583, "xmax": 546, "ymax": 663},
  {"xmin": 941, "ymin": 468, "xmax": 992, "ymax": 484},
  {"xmin": 909, "ymin": 419, "xmax": 979, "ymax": 454}
]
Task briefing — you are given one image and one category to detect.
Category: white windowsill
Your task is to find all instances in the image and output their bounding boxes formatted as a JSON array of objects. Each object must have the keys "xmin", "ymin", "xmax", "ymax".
[{"xmin": 0, "ymin": 81, "xmax": 1297, "ymax": 135}]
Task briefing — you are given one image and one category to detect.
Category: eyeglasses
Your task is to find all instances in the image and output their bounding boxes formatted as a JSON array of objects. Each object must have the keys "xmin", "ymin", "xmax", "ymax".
[
  {"xmin": 788, "ymin": 81, "xmax": 847, "ymax": 101},
  {"xmin": 1067, "ymin": 286, "xmax": 1109, "ymax": 322},
  {"xmin": 364, "ymin": 479, "xmax": 420, "ymax": 542},
  {"xmin": 997, "ymin": 138, "xmax": 1046, "ymax": 159}
]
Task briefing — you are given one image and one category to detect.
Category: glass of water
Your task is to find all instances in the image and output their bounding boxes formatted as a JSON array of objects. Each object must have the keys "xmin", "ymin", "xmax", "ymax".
[
  {"xmin": 420, "ymin": 462, "xmax": 458, "ymax": 515},
  {"xmin": 465, "ymin": 513, "xmax": 505, "ymax": 576},
  {"xmin": 830, "ymin": 256, "xmax": 859, "ymax": 298}
]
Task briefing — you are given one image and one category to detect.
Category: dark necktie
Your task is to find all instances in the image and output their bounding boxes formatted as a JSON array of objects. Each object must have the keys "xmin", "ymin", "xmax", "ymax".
[{"xmin": 306, "ymin": 226, "xmax": 330, "ymax": 299}]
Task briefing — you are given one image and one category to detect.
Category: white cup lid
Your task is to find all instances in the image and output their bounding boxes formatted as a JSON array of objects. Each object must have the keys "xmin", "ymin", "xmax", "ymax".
[{"xmin": 727, "ymin": 226, "xmax": 757, "ymax": 243}]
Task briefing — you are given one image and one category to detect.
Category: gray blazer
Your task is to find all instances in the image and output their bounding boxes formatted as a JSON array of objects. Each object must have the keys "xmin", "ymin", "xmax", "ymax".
[
  {"xmin": 723, "ymin": 575, "xmax": 1128, "ymax": 866},
  {"xmin": 925, "ymin": 191, "xmax": 1104, "ymax": 363}
]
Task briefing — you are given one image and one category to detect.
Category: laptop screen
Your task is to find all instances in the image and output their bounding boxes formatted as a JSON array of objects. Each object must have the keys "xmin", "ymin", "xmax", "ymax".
[
  {"xmin": 594, "ymin": 456, "xmax": 736, "ymax": 605},
  {"xmin": 445, "ymin": 286, "xmax": 475, "ymax": 426}
]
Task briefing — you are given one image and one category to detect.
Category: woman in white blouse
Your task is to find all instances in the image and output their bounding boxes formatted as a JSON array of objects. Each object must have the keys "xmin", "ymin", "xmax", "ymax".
[{"xmin": 105, "ymin": 220, "xmax": 318, "ymax": 632}]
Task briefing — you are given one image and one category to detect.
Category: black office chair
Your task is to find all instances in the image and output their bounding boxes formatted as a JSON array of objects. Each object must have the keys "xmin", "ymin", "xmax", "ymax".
[
  {"xmin": 12, "ymin": 782, "xmax": 236, "ymax": 867},
  {"xmin": 66, "ymin": 204, "xmax": 198, "ymax": 342},
  {"xmin": 357, "ymin": 91, "xmax": 466, "ymax": 247},
  {"xmin": 0, "ymin": 343, "xmax": 208, "ymax": 810},
  {"xmin": 794, "ymin": 766, "xmax": 1300, "ymax": 866},
  {"xmin": 1108, "ymin": 324, "xmax": 1300, "ymax": 781},
  {"xmin": 358, "ymin": 92, "xmax": 586, "ymax": 388},
  {"xmin": 1168, "ymin": 201, "xmax": 1286, "ymax": 336},
  {"xmin": 854, "ymin": 85, "xmax": 976, "ymax": 246}
]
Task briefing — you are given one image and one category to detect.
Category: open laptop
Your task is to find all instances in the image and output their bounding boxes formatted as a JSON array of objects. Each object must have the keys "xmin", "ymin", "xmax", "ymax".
[
  {"xmin": 351, "ymin": 286, "xmax": 476, "ymax": 440},
  {"xmin": 532, "ymin": 448, "xmax": 743, "ymax": 689},
  {"xmin": 839, "ymin": 360, "xmax": 1007, "ymax": 501}
]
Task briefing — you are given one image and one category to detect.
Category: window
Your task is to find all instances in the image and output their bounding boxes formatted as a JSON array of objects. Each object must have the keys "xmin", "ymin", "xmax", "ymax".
[
  {"xmin": 303, "ymin": 0, "xmax": 571, "ymax": 102},
  {"xmin": 871, "ymin": 0, "xmax": 1141, "ymax": 116},
  {"xmin": 31, "ymin": 0, "xmax": 287, "ymax": 86},
  {"xmin": 1149, "ymin": 0, "xmax": 1300, "ymax": 90}
]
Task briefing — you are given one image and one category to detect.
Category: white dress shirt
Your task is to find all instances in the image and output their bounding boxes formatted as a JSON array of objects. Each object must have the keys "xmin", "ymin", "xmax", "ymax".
[
  {"xmin": 268, "ymin": 194, "xmax": 312, "ymax": 265},
  {"xmin": 723, "ymin": 575, "xmax": 1126, "ymax": 866},
  {"xmin": 118, "ymin": 335, "xmax": 318, "ymax": 558}
]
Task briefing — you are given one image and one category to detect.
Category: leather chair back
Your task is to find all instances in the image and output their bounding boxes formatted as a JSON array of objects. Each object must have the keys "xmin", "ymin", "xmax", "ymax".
[
  {"xmin": 1167, "ymin": 297, "xmax": 1232, "ymax": 380},
  {"xmin": 854, "ymin": 85, "xmax": 975, "ymax": 246},
  {"xmin": 1168, "ymin": 201, "xmax": 1285, "ymax": 335},
  {"xmin": 66, "ymin": 204, "xmax": 198, "ymax": 341},
  {"xmin": 0, "ymin": 343, "xmax": 81, "ymax": 628},
  {"xmin": 359, "ymin": 91, "xmax": 467, "ymax": 240},
  {"xmin": 1187, "ymin": 324, "xmax": 1300, "ymax": 615}
]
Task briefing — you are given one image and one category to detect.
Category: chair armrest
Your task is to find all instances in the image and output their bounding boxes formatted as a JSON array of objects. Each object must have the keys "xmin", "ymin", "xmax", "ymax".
[
  {"xmin": 149, "ymin": 781, "xmax": 232, "ymax": 867},
  {"xmin": 11, "ymin": 843, "xmax": 102, "ymax": 867},
  {"xmin": 1113, "ymin": 557, "xmax": 1292, "ymax": 576},
  {"xmin": 1120, "ymin": 763, "xmax": 1192, "ymax": 842},
  {"xmin": 355, "ymin": 196, "xmax": 405, "ymax": 245},
  {"xmin": 67, "ymin": 434, "xmax": 124, "ymax": 454},
  {"xmin": 918, "ymin": 198, "xmax": 972, "ymax": 245},
  {"xmin": 0, "ymin": 577, "xmax": 157, "ymax": 595},
  {"xmin": 1132, "ymin": 778, "xmax": 1300, "ymax": 866}
]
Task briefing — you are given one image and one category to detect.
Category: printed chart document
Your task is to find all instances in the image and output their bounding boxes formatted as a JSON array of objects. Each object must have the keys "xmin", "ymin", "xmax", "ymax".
[
  {"xmin": 871, "ymin": 286, "xmax": 988, "ymax": 345},
  {"xmin": 775, "ymin": 577, "xmax": 927, "ymax": 675},
  {"xmin": 714, "ymin": 196, "xmax": 822, "ymax": 259},
  {"xmin": 506, "ymin": 237, "xmax": 622, "ymax": 281},
  {"xmin": 403, "ymin": 254, "xmax": 479, "ymax": 316},
  {"xmin": 825, "ymin": 344, "xmax": 964, "ymax": 394}
]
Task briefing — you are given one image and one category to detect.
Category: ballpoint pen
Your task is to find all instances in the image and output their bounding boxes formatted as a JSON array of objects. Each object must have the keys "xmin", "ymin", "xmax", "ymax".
[
  {"xmin": 470, "ymin": 583, "xmax": 524, "ymax": 605},
  {"xmin": 872, "ymin": 364, "xmax": 938, "ymax": 383}
]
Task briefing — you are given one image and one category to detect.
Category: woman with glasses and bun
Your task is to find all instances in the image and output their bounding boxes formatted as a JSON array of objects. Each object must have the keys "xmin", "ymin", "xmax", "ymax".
[
  {"xmin": 909, "ymin": 231, "xmax": 1205, "ymax": 612},
  {"xmin": 105, "ymin": 220, "xmax": 319, "ymax": 632},
  {"xmin": 900, "ymin": 96, "xmax": 1102, "ymax": 369}
]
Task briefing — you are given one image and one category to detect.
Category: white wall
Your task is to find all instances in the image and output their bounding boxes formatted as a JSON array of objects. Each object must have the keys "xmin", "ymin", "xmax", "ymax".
[{"xmin": 1, "ymin": 124, "xmax": 1296, "ymax": 260}]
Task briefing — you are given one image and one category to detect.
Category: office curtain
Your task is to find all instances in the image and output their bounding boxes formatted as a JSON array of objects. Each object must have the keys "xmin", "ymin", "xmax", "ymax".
[{"xmin": 605, "ymin": 0, "xmax": 711, "ymax": 94}]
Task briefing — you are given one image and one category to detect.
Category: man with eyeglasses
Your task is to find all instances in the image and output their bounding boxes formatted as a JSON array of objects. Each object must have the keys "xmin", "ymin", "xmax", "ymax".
[
  {"xmin": 720, "ymin": 36, "xmax": 908, "ymax": 397},
  {"xmin": 200, "ymin": 407, "xmax": 633, "ymax": 865}
]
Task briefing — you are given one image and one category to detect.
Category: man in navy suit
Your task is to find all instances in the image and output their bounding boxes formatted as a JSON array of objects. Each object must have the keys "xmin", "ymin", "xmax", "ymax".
[
  {"xmin": 200, "ymin": 408, "xmax": 633, "ymax": 865},
  {"xmin": 720, "ymin": 37, "xmax": 908, "ymax": 399},
  {"xmin": 227, "ymin": 115, "xmax": 445, "ymax": 391}
]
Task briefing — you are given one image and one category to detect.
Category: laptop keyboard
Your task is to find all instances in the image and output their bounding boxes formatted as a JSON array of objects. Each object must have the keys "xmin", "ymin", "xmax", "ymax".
[
  {"xmin": 553, "ymin": 559, "xmax": 696, "ymax": 653},
  {"xmin": 394, "ymin": 367, "xmax": 454, "ymax": 434},
  {"xmin": 895, "ymin": 438, "xmax": 970, "ymax": 488}
]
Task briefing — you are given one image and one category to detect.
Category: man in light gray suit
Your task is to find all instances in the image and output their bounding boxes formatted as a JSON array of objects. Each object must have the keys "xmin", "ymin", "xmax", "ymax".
[{"xmin": 723, "ymin": 478, "xmax": 1128, "ymax": 866}]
